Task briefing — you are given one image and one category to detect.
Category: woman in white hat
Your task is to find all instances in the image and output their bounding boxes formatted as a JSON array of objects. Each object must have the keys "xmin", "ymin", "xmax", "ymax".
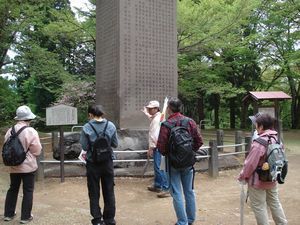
[{"xmin": 2, "ymin": 105, "xmax": 42, "ymax": 224}]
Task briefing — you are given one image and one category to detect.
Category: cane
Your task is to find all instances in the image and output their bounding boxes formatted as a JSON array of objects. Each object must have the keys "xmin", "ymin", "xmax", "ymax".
[{"xmin": 240, "ymin": 182, "xmax": 246, "ymax": 225}]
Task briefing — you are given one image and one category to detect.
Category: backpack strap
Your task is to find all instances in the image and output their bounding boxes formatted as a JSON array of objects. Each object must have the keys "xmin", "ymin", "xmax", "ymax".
[
  {"xmin": 180, "ymin": 118, "xmax": 190, "ymax": 128},
  {"xmin": 88, "ymin": 122, "xmax": 99, "ymax": 138},
  {"xmin": 162, "ymin": 121, "xmax": 174, "ymax": 130},
  {"xmin": 162, "ymin": 117, "xmax": 190, "ymax": 130},
  {"xmin": 254, "ymin": 137, "xmax": 269, "ymax": 148},
  {"xmin": 10, "ymin": 125, "xmax": 29, "ymax": 153},
  {"xmin": 11, "ymin": 125, "xmax": 29, "ymax": 137},
  {"xmin": 88, "ymin": 120, "xmax": 109, "ymax": 138},
  {"xmin": 102, "ymin": 120, "xmax": 109, "ymax": 135}
]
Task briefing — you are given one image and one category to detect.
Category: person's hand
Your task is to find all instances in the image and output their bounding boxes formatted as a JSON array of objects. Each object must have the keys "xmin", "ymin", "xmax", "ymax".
[
  {"xmin": 141, "ymin": 107, "xmax": 148, "ymax": 114},
  {"xmin": 147, "ymin": 148, "xmax": 153, "ymax": 157},
  {"xmin": 238, "ymin": 180, "xmax": 247, "ymax": 185}
]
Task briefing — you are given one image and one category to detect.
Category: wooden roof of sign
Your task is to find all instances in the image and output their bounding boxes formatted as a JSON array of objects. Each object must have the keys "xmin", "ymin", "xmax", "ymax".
[{"xmin": 242, "ymin": 91, "xmax": 291, "ymax": 102}]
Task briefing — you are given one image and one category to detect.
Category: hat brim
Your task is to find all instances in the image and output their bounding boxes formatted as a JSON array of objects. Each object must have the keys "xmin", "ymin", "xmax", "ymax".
[
  {"xmin": 249, "ymin": 115, "xmax": 256, "ymax": 125},
  {"xmin": 14, "ymin": 113, "xmax": 36, "ymax": 121},
  {"xmin": 146, "ymin": 104, "xmax": 159, "ymax": 108}
]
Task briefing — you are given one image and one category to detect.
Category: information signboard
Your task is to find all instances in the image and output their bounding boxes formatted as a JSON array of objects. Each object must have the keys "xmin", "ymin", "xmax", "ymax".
[
  {"xmin": 46, "ymin": 104, "xmax": 78, "ymax": 126},
  {"xmin": 258, "ymin": 107, "xmax": 275, "ymax": 117}
]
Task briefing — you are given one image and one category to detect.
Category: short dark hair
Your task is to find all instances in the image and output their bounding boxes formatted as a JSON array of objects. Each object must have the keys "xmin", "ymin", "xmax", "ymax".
[
  {"xmin": 168, "ymin": 97, "xmax": 182, "ymax": 113},
  {"xmin": 256, "ymin": 113, "xmax": 274, "ymax": 130},
  {"xmin": 88, "ymin": 105, "xmax": 104, "ymax": 117}
]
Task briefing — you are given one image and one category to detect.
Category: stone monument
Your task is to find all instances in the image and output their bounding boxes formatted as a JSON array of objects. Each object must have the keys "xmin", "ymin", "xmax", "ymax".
[{"xmin": 96, "ymin": 0, "xmax": 177, "ymax": 129}]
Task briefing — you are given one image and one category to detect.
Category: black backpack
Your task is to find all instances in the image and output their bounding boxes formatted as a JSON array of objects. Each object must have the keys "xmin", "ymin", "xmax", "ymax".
[
  {"xmin": 2, "ymin": 126, "xmax": 29, "ymax": 166},
  {"xmin": 88, "ymin": 121, "xmax": 112, "ymax": 164},
  {"xmin": 163, "ymin": 118, "xmax": 195, "ymax": 169}
]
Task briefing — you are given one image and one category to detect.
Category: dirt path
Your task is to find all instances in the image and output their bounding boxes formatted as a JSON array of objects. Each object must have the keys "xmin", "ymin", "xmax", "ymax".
[
  {"xmin": 0, "ymin": 152, "xmax": 299, "ymax": 225},
  {"xmin": 1, "ymin": 129, "xmax": 299, "ymax": 225}
]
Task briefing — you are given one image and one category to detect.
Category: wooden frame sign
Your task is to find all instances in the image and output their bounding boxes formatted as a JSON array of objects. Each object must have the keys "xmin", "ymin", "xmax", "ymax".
[{"xmin": 46, "ymin": 104, "xmax": 78, "ymax": 126}]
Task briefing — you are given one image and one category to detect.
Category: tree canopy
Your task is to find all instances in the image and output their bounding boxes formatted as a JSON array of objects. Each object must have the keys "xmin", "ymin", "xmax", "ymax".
[{"xmin": 0, "ymin": 0, "xmax": 299, "ymax": 128}]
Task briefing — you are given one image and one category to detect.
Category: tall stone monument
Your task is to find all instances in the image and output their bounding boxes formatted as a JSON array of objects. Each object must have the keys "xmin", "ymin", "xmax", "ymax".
[{"xmin": 96, "ymin": 0, "xmax": 177, "ymax": 129}]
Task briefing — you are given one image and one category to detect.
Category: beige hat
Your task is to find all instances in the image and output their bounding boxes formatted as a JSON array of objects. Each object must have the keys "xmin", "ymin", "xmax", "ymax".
[
  {"xmin": 146, "ymin": 100, "xmax": 160, "ymax": 108},
  {"xmin": 14, "ymin": 105, "xmax": 36, "ymax": 121}
]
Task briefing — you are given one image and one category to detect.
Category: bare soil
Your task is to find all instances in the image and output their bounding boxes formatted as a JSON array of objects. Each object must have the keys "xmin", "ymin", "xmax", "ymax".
[{"xmin": 0, "ymin": 130, "xmax": 299, "ymax": 225}]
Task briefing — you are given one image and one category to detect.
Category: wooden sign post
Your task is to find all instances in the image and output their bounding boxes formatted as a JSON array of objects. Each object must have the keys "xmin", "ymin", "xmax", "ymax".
[{"xmin": 46, "ymin": 104, "xmax": 78, "ymax": 182}]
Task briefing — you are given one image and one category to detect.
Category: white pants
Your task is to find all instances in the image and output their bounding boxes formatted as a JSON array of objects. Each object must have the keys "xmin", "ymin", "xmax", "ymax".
[{"xmin": 248, "ymin": 185, "xmax": 287, "ymax": 225}]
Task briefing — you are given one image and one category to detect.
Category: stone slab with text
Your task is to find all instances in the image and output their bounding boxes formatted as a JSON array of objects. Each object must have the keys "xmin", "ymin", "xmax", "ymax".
[{"xmin": 96, "ymin": 0, "xmax": 177, "ymax": 129}]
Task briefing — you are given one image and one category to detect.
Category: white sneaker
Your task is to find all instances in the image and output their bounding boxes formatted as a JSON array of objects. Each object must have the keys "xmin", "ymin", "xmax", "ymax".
[
  {"xmin": 20, "ymin": 215, "xmax": 33, "ymax": 224},
  {"xmin": 4, "ymin": 212, "xmax": 16, "ymax": 221}
]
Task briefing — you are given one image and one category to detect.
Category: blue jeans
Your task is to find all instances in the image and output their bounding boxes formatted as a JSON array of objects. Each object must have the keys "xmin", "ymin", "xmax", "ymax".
[
  {"xmin": 153, "ymin": 149, "xmax": 168, "ymax": 190},
  {"xmin": 169, "ymin": 166, "xmax": 196, "ymax": 225}
]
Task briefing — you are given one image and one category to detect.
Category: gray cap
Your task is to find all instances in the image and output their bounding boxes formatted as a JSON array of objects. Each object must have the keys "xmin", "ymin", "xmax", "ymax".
[
  {"xmin": 14, "ymin": 105, "xmax": 36, "ymax": 121},
  {"xmin": 249, "ymin": 112, "xmax": 261, "ymax": 125}
]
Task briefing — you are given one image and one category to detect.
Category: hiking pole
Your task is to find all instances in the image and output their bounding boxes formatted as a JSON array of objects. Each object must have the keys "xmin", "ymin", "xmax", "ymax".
[{"xmin": 240, "ymin": 182, "xmax": 246, "ymax": 225}]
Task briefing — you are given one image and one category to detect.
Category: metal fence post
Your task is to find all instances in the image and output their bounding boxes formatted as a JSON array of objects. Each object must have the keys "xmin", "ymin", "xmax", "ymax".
[
  {"xmin": 208, "ymin": 140, "xmax": 219, "ymax": 178},
  {"xmin": 235, "ymin": 131, "xmax": 243, "ymax": 152},
  {"xmin": 216, "ymin": 130, "xmax": 224, "ymax": 152}
]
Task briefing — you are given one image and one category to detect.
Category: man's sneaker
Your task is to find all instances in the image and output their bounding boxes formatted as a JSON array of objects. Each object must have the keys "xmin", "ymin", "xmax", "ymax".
[
  {"xmin": 157, "ymin": 190, "xmax": 170, "ymax": 198},
  {"xmin": 147, "ymin": 185, "xmax": 162, "ymax": 193},
  {"xmin": 4, "ymin": 212, "xmax": 16, "ymax": 221},
  {"xmin": 20, "ymin": 215, "xmax": 33, "ymax": 224}
]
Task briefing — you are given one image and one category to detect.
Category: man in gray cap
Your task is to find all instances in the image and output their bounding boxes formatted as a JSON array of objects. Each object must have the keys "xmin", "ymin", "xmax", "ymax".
[
  {"xmin": 3, "ymin": 105, "xmax": 42, "ymax": 224},
  {"xmin": 142, "ymin": 100, "xmax": 169, "ymax": 197}
]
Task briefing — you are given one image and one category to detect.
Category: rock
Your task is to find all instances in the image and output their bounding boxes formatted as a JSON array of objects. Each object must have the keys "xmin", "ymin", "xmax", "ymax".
[{"xmin": 52, "ymin": 129, "xmax": 149, "ymax": 167}]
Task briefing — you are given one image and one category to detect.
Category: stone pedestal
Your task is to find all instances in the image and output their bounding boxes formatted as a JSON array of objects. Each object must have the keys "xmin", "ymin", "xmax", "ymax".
[{"xmin": 96, "ymin": 0, "xmax": 177, "ymax": 129}]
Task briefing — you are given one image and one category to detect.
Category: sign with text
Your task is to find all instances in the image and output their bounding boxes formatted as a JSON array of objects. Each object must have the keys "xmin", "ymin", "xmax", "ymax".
[
  {"xmin": 46, "ymin": 104, "xmax": 78, "ymax": 126},
  {"xmin": 258, "ymin": 107, "xmax": 275, "ymax": 118}
]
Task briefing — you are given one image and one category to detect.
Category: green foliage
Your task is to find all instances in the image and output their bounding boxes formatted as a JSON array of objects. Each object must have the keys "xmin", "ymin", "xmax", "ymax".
[{"xmin": 0, "ymin": 77, "xmax": 20, "ymax": 124}]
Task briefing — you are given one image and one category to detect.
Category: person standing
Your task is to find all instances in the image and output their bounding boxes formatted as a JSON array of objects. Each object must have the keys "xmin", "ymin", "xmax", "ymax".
[
  {"xmin": 238, "ymin": 113, "xmax": 287, "ymax": 225},
  {"xmin": 141, "ymin": 100, "xmax": 169, "ymax": 197},
  {"xmin": 80, "ymin": 105, "xmax": 118, "ymax": 225},
  {"xmin": 3, "ymin": 105, "xmax": 42, "ymax": 224},
  {"xmin": 157, "ymin": 97, "xmax": 203, "ymax": 225}
]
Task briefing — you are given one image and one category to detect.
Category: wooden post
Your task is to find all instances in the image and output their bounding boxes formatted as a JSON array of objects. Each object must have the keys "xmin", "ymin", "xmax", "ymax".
[
  {"xmin": 216, "ymin": 130, "xmax": 224, "ymax": 152},
  {"xmin": 36, "ymin": 144, "xmax": 45, "ymax": 181},
  {"xmin": 235, "ymin": 131, "xmax": 243, "ymax": 152},
  {"xmin": 52, "ymin": 131, "xmax": 59, "ymax": 150},
  {"xmin": 208, "ymin": 140, "xmax": 219, "ymax": 178},
  {"xmin": 244, "ymin": 136, "xmax": 252, "ymax": 158},
  {"xmin": 59, "ymin": 126, "xmax": 65, "ymax": 183}
]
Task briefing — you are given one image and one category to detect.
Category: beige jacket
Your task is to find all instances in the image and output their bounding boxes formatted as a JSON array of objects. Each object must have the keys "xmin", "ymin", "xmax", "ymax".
[
  {"xmin": 4, "ymin": 121, "xmax": 42, "ymax": 173},
  {"xmin": 148, "ymin": 112, "xmax": 161, "ymax": 149}
]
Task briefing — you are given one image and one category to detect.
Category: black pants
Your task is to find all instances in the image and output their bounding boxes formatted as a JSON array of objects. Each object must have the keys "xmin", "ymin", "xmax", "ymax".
[
  {"xmin": 86, "ymin": 160, "xmax": 116, "ymax": 225},
  {"xmin": 4, "ymin": 172, "xmax": 35, "ymax": 220}
]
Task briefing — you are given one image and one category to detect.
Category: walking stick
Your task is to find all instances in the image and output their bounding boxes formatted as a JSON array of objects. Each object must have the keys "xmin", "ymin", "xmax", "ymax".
[
  {"xmin": 142, "ymin": 155, "xmax": 150, "ymax": 177},
  {"xmin": 240, "ymin": 182, "xmax": 246, "ymax": 225}
]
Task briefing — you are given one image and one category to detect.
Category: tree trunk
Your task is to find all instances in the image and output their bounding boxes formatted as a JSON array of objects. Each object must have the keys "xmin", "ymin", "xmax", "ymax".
[
  {"xmin": 214, "ymin": 94, "xmax": 220, "ymax": 129},
  {"xmin": 197, "ymin": 96, "xmax": 205, "ymax": 129},
  {"xmin": 286, "ymin": 66, "xmax": 299, "ymax": 128},
  {"xmin": 229, "ymin": 98, "xmax": 236, "ymax": 129}
]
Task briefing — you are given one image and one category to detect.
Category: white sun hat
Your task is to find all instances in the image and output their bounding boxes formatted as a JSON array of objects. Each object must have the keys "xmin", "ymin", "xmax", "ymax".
[
  {"xmin": 14, "ymin": 105, "xmax": 36, "ymax": 121},
  {"xmin": 146, "ymin": 100, "xmax": 160, "ymax": 108}
]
